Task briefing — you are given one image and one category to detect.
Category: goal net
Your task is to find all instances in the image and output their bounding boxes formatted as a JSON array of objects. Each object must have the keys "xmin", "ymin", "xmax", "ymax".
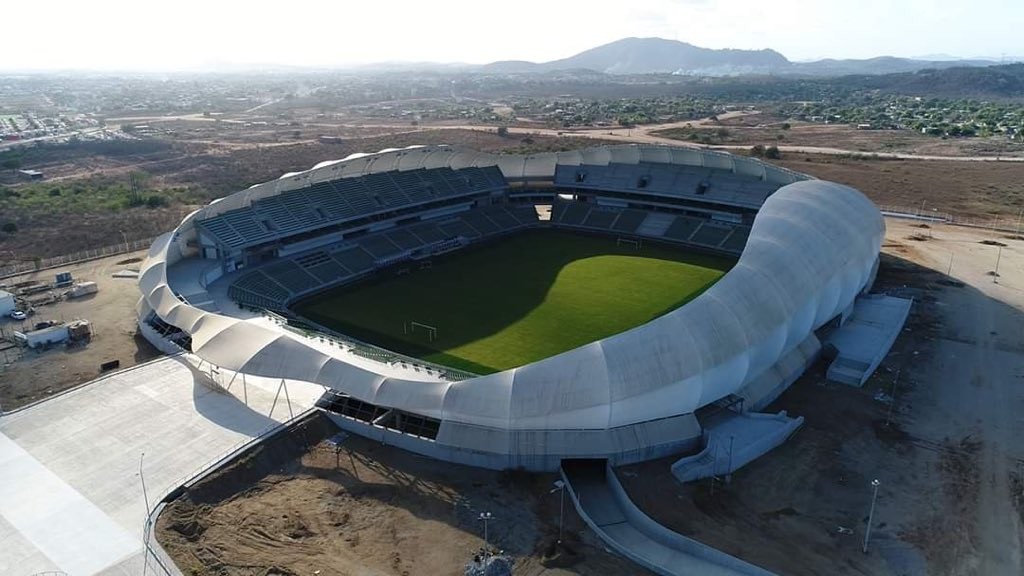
[
  {"xmin": 616, "ymin": 237, "xmax": 642, "ymax": 250},
  {"xmin": 403, "ymin": 321, "xmax": 438, "ymax": 343}
]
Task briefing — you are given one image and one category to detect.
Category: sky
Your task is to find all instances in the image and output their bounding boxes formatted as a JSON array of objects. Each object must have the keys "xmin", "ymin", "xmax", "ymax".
[{"xmin": 6, "ymin": 0, "xmax": 1023, "ymax": 71}]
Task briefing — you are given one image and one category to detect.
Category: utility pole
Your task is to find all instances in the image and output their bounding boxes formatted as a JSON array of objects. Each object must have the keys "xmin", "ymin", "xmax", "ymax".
[
  {"xmin": 863, "ymin": 478, "xmax": 881, "ymax": 554},
  {"xmin": 550, "ymin": 480, "xmax": 566, "ymax": 544}
]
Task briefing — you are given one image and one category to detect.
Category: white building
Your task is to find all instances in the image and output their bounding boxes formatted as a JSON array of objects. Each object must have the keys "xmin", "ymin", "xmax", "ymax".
[
  {"xmin": 0, "ymin": 289, "xmax": 15, "ymax": 316},
  {"xmin": 138, "ymin": 144, "xmax": 883, "ymax": 471}
]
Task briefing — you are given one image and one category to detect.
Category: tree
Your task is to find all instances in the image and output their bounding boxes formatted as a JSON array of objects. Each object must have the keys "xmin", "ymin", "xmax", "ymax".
[
  {"xmin": 496, "ymin": 126, "xmax": 509, "ymax": 137},
  {"xmin": 781, "ymin": 122, "xmax": 792, "ymax": 130},
  {"xmin": 750, "ymin": 144, "xmax": 766, "ymax": 157},
  {"xmin": 2, "ymin": 158, "xmax": 21, "ymax": 172},
  {"xmin": 1, "ymin": 221, "xmax": 17, "ymax": 234},
  {"xmin": 765, "ymin": 146, "xmax": 781, "ymax": 159}
]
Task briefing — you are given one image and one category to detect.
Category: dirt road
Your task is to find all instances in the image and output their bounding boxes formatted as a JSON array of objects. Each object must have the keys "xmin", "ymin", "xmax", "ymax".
[{"xmin": 886, "ymin": 220, "xmax": 1024, "ymax": 574}]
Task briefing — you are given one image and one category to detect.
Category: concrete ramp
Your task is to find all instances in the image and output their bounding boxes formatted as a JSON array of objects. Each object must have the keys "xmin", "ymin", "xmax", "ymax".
[
  {"xmin": 561, "ymin": 460, "xmax": 775, "ymax": 576},
  {"xmin": 671, "ymin": 411, "xmax": 804, "ymax": 483},
  {"xmin": 824, "ymin": 294, "xmax": 913, "ymax": 386}
]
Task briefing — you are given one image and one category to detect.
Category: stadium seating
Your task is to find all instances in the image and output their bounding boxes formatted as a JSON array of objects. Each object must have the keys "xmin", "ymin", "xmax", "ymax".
[
  {"xmin": 295, "ymin": 251, "xmax": 349, "ymax": 283},
  {"xmin": 559, "ymin": 203, "xmax": 592, "ymax": 226},
  {"xmin": 227, "ymin": 201, "xmax": 539, "ymax": 311},
  {"xmin": 262, "ymin": 260, "xmax": 322, "ymax": 294},
  {"xmin": 461, "ymin": 211, "xmax": 501, "ymax": 236},
  {"xmin": 507, "ymin": 205, "xmax": 540, "ymax": 225},
  {"xmin": 689, "ymin": 222, "xmax": 734, "ymax": 247},
  {"xmin": 720, "ymin": 226, "xmax": 751, "ymax": 253},
  {"xmin": 439, "ymin": 218, "xmax": 481, "ymax": 239},
  {"xmin": 385, "ymin": 228, "xmax": 425, "ymax": 251},
  {"xmin": 480, "ymin": 205, "xmax": 520, "ymax": 230},
  {"xmin": 407, "ymin": 222, "xmax": 448, "ymax": 244},
  {"xmin": 227, "ymin": 190, "xmax": 754, "ymax": 316},
  {"xmin": 359, "ymin": 235, "xmax": 404, "ymax": 260},
  {"xmin": 554, "ymin": 162, "xmax": 777, "ymax": 210},
  {"xmin": 332, "ymin": 246, "xmax": 376, "ymax": 274},
  {"xmin": 582, "ymin": 208, "xmax": 619, "ymax": 230},
  {"xmin": 663, "ymin": 215, "xmax": 704, "ymax": 242},
  {"xmin": 610, "ymin": 209, "xmax": 648, "ymax": 234},
  {"xmin": 198, "ymin": 166, "xmax": 509, "ymax": 252}
]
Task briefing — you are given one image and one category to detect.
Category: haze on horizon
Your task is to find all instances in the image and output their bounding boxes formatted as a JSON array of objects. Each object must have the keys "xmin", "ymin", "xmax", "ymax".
[{"xmin": 7, "ymin": 0, "xmax": 1023, "ymax": 72}]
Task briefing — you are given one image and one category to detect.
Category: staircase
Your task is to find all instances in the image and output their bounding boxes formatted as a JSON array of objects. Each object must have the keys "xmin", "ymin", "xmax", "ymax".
[{"xmin": 635, "ymin": 212, "xmax": 675, "ymax": 237}]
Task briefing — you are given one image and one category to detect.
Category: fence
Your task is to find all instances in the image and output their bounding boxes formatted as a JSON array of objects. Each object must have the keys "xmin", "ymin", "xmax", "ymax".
[
  {"xmin": 878, "ymin": 203, "xmax": 1024, "ymax": 235},
  {"xmin": 142, "ymin": 354, "xmax": 318, "ymax": 576},
  {"xmin": 263, "ymin": 310, "xmax": 478, "ymax": 382},
  {"xmin": 0, "ymin": 237, "xmax": 156, "ymax": 281}
]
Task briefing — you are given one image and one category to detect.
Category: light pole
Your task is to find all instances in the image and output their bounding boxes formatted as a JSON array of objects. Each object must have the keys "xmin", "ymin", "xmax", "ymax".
[
  {"xmin": 139, "ymin": 452, "xmax": 150, "ymax": 515},
  {"xmin": 139, "ymin": 452, "xmax": 151, "ymax": 576},
  {"xmin": 862, "ymin": 478, "xmax": 881, "ymax": 553},
  {"xmin": 550, "ymin": 480, "xmax": 566, "ymax": 544},
  {"xmin": 478, "ymin": 511, "xmax": 494, "ymax": 554},
  {"xmin": 120, "ymin": 230, "xmax": 129, "ymax": 254},
  {"xmin": 918, "ymin": 199, "xmax": 926, "ymax": 218},
  {"xmin": 994, "ymin": 245, "xmax": 1003, "ymax": 283}
]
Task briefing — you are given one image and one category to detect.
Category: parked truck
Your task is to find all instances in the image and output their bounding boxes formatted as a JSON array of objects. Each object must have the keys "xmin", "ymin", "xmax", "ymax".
[{"xmin": 66, "ymin": 282, "xmax": 98, "ymax": 298}]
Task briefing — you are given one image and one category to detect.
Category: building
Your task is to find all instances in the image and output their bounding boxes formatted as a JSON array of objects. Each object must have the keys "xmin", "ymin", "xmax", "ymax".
[
  {"xmin": 0, "ymin": 289, "xmax": 14, "ymax": 316},
  {"xmin": 137, "ymin": 144, "xmax": 883, "ymax": 471}
]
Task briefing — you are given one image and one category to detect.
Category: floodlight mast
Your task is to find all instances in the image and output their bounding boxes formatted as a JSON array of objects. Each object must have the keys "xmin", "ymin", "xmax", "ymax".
[{"xmin": 479, "ymin": 511, "xmax": 494, "ymax": 553}]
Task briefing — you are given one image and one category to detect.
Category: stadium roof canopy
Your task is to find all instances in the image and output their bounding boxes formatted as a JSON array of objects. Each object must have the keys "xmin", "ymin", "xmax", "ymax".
[{"xmin": 138, "ymin": 144, "xmax": 883, "ymax": 469}]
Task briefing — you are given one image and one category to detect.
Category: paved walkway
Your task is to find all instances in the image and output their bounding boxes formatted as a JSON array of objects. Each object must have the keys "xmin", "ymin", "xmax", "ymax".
[
  {"xmin": 0, "ymin": 355, "xmax": 323, "ymax": 576},
  {"xmin": 562, "ymin": 460, "xmax": 774, "ymax": 576}
]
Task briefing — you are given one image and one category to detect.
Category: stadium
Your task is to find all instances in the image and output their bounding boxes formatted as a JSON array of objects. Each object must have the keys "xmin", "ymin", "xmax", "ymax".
[{"xmin": 137, "ymin": 143, "xmax": 884, "ymax": 472}]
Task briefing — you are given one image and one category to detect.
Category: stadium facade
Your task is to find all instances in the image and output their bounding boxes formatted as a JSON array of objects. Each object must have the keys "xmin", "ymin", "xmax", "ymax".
[{"xmin": 138, "ymin": 144, "xmax": 883, "ymax": 471}]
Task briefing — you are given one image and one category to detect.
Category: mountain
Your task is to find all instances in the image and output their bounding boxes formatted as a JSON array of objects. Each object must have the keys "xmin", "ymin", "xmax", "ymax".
[
  {"xmin": 792, "ymin": 56, "xmax": 1001, "ymax": 76},
  {"xmin": 538, "ymin": 37, "xmax": 788, "ymax": 75},
  {"xmin": 476, "ymin": 37, "xmax": 1006, "ymax": 78}
]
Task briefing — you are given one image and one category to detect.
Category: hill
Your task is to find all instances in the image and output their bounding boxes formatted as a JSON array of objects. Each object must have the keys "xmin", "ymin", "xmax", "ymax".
[
  {"xmin": 850, "ymin": 63, "xmax": 1024, "ymax": 98},
  {"xmin": 476, "ymin": 37, "xmax": 1004, "ymax": 78},
  {"xmin": 793, "ymin": 56, "xmax": 998, "ymax": 76},
  {"xmin": 537, "ymin": 37, "xmax": 788, "ymax": 76}
]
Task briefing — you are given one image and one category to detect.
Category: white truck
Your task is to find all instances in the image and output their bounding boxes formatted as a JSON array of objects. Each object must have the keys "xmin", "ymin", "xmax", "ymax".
[{"xmin": 66, "ymin": 281, "xmax": 99, "ymax": 298}]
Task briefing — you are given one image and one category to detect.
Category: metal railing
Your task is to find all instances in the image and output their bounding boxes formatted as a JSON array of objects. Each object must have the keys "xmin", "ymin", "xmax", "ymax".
[
  {"xmin": 142, "ymin": 356, "xmax": 316, "ymax": 576},
  {"xmin": 0, "ymin": 237, "xmax": 156, "ymax": 280},
  {"xmin": 878, "ymin": 203, "xmax": 1024, "ymax": 234},
  {"xmin": 262, "ymin": 310, "xmax": 478, "ymax": 381}
]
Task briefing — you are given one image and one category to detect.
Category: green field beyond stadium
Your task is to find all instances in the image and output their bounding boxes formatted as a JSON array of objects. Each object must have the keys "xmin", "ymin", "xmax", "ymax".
[{"xmin": 292, "ymin": 229, "xmax": 733, "ymax": 374}]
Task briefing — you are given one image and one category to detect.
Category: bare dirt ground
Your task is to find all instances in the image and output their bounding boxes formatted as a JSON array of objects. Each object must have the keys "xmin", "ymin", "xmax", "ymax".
[
  {"xmin": 712, "ymin": 113, "xmax": 1024, "ymax": 158},
  {"xmin": 0, "ymin": 129, "xmax": 612, "ymax": 262},
  {"xmin": 0, "ymin": 250, "xmax": 158, "ymax": 410},
  {"xmin": 154, "ymin": 219, "xmax": 1024, "ymax": 576},
  {"xmin": 617, "ymin": 218, "xmax": 1024, "ymax": 576},
  {"xmin": 157, "ymin": 415, "xmax": 642, "ymax": 576},
  {"xmin": 777, "ymin": 155, "xmax": 1024, "ymax": 217}
]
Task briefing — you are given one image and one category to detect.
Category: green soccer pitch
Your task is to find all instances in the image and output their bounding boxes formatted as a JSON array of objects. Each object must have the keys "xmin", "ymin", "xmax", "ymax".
[{"xmin": 291, "ymin": 229, "xmax": 734, "ymax": 374}]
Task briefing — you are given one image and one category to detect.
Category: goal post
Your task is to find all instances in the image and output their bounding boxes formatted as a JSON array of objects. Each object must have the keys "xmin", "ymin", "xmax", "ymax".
[
  {"xmin": 403, "ymin": 321, "xmax": 438, "ymax": 343},
  {"xmin": 617, "ymin": 237, "xmax": 642, "ymax": 250}
]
